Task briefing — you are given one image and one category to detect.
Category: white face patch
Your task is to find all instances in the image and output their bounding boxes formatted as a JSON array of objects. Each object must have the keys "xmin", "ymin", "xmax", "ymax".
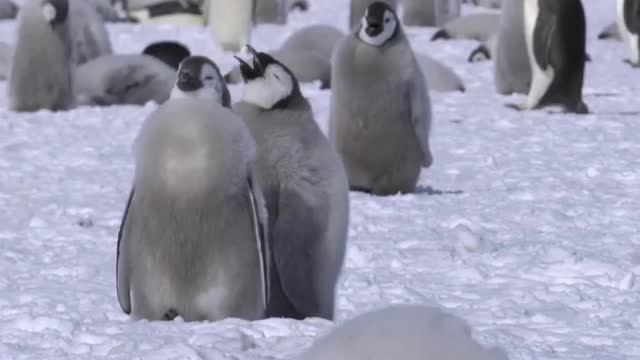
[
  {"xmin": 358, "ymin": 9, "xmax": 397, "ymax": 46},
  {"xmin": 242, "ymin": 64, "xmax": 293, "ymax": 109},
  {"xmin": 41, "ymin": 2, "xmax": 56, "ymax": 22}
]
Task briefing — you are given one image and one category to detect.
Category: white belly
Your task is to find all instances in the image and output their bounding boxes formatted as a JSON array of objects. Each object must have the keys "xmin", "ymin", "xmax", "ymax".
[
  {"xmin": 523, "ymin": 0, "xmax": 539, "ymax": 72},
  {"xmin": 207, "ymin": 0, "xmax": 253, "ymax": 52},
  {"xmin": 617, "ymin": 0, "xmax": 640, "ymax": 62}
]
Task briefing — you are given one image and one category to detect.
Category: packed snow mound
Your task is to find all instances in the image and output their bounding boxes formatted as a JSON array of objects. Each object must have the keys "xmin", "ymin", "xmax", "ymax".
[{"xmin": 297, "ymin": 305, "xmax": 509, "ymax": 360}]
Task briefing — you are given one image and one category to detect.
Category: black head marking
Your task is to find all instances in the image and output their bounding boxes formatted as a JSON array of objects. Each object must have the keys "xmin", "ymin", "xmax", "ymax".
[
  {"xmin": 45, "ymin": 0, "xmax": 69, "ymax": 27},
  {"xmin": 359, "ymin": 1, "xmax": 399, "ymax": 45},
  {"xmin": 142, "ymin": 41, "xmax": 191, "ymax": 70}
]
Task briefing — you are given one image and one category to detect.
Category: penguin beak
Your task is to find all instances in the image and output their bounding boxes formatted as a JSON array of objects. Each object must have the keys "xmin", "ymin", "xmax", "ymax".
[
  {"xmin": 234, "ymin": 55, "xmax": 258, "ymax": 83},
  {"xmin": 176, "ymin": 70, "xmax": 202, "ymax": 92},
  {"xmin": 245, "ymin": 45, "xmax": 265, "ymax": 76},
  {"xmin": 364, "ymin": 17, "xmax": 383, "ymax": 37}
]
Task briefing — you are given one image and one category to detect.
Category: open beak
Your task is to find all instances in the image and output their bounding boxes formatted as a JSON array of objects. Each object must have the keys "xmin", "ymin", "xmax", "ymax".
[
  {"xmin": 245, "ymin": 44, "xmax": 264, "ymax": 75},
  {"xmin": 234, "ymin": 44, "xmax": 265, "ymax": 82}
]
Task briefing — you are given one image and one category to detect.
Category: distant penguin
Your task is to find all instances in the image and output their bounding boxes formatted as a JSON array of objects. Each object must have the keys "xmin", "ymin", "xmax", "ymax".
[
  {"xmin": 430, "ymin": 12, "xmax": 500, "ymax": 42},
  {"xmin": 467, "ymin": 34, "xmax": 496, "ymax": 63},
  {"xmin": 74, "ymin": 54, "xmax": 178, "ymax": 106},
  {"xmin": 225, "ymin": 25, "xmax": 344, "ymax": 89},
  {"xmin": 297, "ymin": 305, "xmax": 510, "ymax": 360},
  {"xmin": 69, "ymin": 0, "xmax": 112, "ymax": 65},
  {"xmin": 86, "ymin": 0, "xmax": 131, "ymax": 22},
  {"xmin": 206, "ymin": 0, "xmax": 255, "ymax": 52},
  {"xmin": 142, "ymin": 41, "xmax": 191, "ymax": 70},
  {"xmin": 330, "ymin": 2, "xmax": 433, "ymax": 195},
  {"xmin": 0, "ymin": 0, "xmax": 18, "ymax": 19},
  {"xmin": 288, "ymin": 0, "xmax": 308, "ymax": 11},
  {"xmin": 617, "ymin": 0, "xmax": 640, "ymax": 66},
  {"xmin": 349, "ymin": 0, "xmax": 396, "ymax": 30},
  {"xmin": 494, "ymin": 0, "xmax": 530, "ymax": 95},
  {"xmin": 598, "ymin": 21, "xmax": 621, "ymax": 40},
  {"xmin": 233, "ymin": 46, "xmax": 349, "ymax": 320},
  {"xmin": 416, "ymin": 53, "xmax": 466, "ymax": 92},
  {"xmin": 403, "ymin": 0, "xmax": 462, "ymax": 27},
  {"xmin": 117, "ymin": 56, "xmax": 270, "ymax": 321},
  {"xmin": 9, "ymin": 0, "xmax": 75, "ymax": 112},
  {"xmin": 255, "ymin": 0, "xmax": 287, "ymax": 24},
  {"xmin": 468, "ymin": 0, "xmax": 502, "ymax": 9},
  {"xmin": 279, "ymin": 24, "xmax": 344, "ymax": 60},
  {"xmin": 511, "ymin": 0, "xmax": 588, "ymax": 113},
  {"xmin": 0, "ymin": 42, "xmax": 13, "ymax": 80}
]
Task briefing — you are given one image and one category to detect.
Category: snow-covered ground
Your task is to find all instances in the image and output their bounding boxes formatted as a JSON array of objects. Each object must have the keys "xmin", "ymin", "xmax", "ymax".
[{"xmin": 1, "ymin": 0, "xmax": 639, "ymax": 358}]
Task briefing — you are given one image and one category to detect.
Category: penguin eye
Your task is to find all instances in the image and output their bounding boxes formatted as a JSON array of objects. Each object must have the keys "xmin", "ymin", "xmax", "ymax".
[
  {"xmin": 385, "ymin": 18, "xmax": 390, "ymax": 23},
  {"xmin": 274, "ymin": 74, "xmax": 281, "ymax": 81},
  {"xmin": 204, "ymin": 76, "xmax": 214, "ymax": 81}
]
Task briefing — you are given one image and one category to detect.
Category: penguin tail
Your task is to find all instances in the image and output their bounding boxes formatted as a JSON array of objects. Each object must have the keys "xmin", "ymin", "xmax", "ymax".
[
  {"xmin": 163, "ymin": 308, "xmax": 179, "ymax": 321},
  {"xmin": 430, "ymin": 29, "xmax": 450, "ymax": 41}
]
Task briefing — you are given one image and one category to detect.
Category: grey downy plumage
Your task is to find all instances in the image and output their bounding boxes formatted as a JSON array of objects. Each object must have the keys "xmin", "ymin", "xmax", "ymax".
[
  {"xmin": 233, "ymin": 46, "xmax": 349, "ymax": 320},
  {"xmin": 117, "ymin": 56, "xmax": 270, "ymax": 321}
]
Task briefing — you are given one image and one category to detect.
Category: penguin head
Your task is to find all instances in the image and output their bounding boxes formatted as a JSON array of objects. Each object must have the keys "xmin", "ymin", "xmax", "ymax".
[
  {"xmin": 142, "ymin": 41, "xmax": 191, "ymax": 70},
  {"xmin": 234, "ymin": 45, "xmax": 300, "ymax": 110},
  {"xmin": 171, "ymin": 56, "xmax": 230, "ymax": 107},
  {"xmin": 41, "ymin": 0, "xmax": 69, "ymax": 27},
  {"xmin": 358, "ymin": 2, "xmax": 399, "ymax": 46}
]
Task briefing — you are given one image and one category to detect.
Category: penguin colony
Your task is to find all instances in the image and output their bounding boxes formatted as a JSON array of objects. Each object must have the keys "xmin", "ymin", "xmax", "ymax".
[{"xmin": 1, "ymin": 0, "xmax": 628, "ymax": 357}]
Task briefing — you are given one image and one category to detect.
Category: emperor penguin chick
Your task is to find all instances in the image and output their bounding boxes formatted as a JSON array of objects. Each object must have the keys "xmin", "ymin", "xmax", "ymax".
[
  {"xmin": 349, "ymin": 0, "xmax": 396, "ymax": 30},
  {"xmin": 297, "ymin": 305, "xmax": 510, "ymax": 360},
  {"xmin": 68, "ymin": 0, "xmax": 112, "ymax": 65},
  {"xmin": 233, "ymin": 46, "xmax": 349, "ymax": 320},
  {"xmin": 117, "ymin": 56, "xmax": 270, "ymax": 321},
  {"xmin": 8, "ymin": 0, "xmax": 74, "ymax": 112},
  {"xmin": 330, "ymin": 2, "xmax": 434, "ymax": 195}
]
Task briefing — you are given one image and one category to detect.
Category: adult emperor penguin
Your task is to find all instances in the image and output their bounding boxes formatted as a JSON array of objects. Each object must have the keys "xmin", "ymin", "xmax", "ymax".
[
  {"xmin": 205, "ymin": 0, "xmax": 255, "ymax": 52},
  {"xmin": 349, "ymin": 0, "xmax": 396, "ymax": 30},
  {"xmin": 617, "ymin": 0, "xmax": 640, "ymax": 66},
  {"xmin": 233, "ymin": 46, "xmax": 349, "ymax": 320},
  {"xmin": 117, "ymin": 56, "xmax": 270, "ymax": 321},
  {"xmin": 69, "ymin": 0, "xmax": 113, "ymax": 65},
  {"xmin": 8, "ymin": 0, "xmax": 74, "ymax": 112},
  {"xmin": 330, "ymin": 2, "xmax": 433, "ymax": 195},
  {"xmin": 511, "ymin": 0, "xmax": 589, "ymax": 113},
  {"xmin": 74, "ymin": 54, "xmax": 180, "ymax": 106},
  {"xmin": 493, "ymin": 0, "xmax": 530, "ymax": 95},
  {"xmin": 430, "ymin": 12, "xmax": 500, "ymax": 43},
  {"xmin": 297, "ymin": 305, "xmax": 510, "ymax": 360}
]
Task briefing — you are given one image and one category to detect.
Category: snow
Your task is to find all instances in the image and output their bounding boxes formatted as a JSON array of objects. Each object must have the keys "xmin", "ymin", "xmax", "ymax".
[{"xmin": 1, "ymin": 0, "xmax": 639, "ymax": 359}]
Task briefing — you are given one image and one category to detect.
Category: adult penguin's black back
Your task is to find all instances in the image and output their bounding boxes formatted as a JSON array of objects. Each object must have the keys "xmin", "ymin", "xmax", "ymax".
[{"xmin": 536, "ymin": 0, "xmax": 588, "ymax": 113}]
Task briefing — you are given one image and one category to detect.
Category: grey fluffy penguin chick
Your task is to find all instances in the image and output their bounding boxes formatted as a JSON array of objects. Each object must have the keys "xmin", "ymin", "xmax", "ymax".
[
  {"xmin": 430, "ymin": 12, "xmax": 500, "ymax": 42},
  {"xmin": 225, "ymin": 25, "xmax": 344, "ymax": 89},
  {"xmin": 0, "ymin": 0, "xmax": 18, "ymax": 19},
  {"xmin": 74, "ymin": 54, "xmax": 178, "ymax": 106},
  {"xmin": 8, "ymin": 0, "xmax": 74, "ymax": 112},
  {"xmin": 416, "ymin": 53, "xmax": 465, "ymax": 92},
  {"xmin": 117, "ymin": 56, "xmax": 270, "ymax": 321},
  {"xmin": 598, "ymin": 21, "xmax": 621, "ymax": 40},
  {"xmin": 233, "ymin": 46, "xmax": 349, "ymax": 320},
  {"xmin": 349, "ymin": 0, "xmax": 396, "ymax": 30},
  {"xmin": 494, "ymin": 0, "xmax": 530, "ymax": 95},
  {"xmin": 296, "ymin": 305, "xmax": 510, "ymax": 360},
  {"xmin": 330, "ymin": 2, "xmax": 433, "ymax": 195},
  {"xmin": 403, "ymin": 0, "xmax": 462, "ymax": 27},
  {"xmin": 68, "ymin": 0, "xmax": 112, "ymax": 65}
]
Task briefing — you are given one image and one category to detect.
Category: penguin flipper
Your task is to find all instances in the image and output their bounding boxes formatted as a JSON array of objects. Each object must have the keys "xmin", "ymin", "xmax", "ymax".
[
  {"xmin": 247, "ymin": 176, "xmax": 270, "ymax": 310},
  {"xmin": 116, "ymin": 187, "xmax": 134, "ymax": 315},
  {"xmin": 272, "ymin": 185, "xmax": 327, "ymax": 318},
  {"xmin": 408, "ymin": 66, "xmax": 433, "ymax": 168}
]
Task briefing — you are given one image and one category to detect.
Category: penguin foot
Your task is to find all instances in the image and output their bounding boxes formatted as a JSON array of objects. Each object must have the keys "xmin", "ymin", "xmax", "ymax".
[
  {"xmin": 430, "ymin": 29, "xmax": 450, "ymax": 42},
  {"xmin": 163, "ymin": 308, "xmax": 179, "ymax": 321},
  {"xmin": 623, "ymin": 59, "xmax": 640, "ymax": 68},
  {"xmin": 505, "ymin": 103, "xmax": 527, "ymax": 111}
]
